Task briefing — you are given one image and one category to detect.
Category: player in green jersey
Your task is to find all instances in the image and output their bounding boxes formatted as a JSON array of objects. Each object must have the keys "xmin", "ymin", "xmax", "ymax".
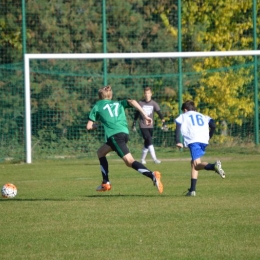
[{"xmin": 87, "ymin": 85, "xmax": 163, "ymax": 194}]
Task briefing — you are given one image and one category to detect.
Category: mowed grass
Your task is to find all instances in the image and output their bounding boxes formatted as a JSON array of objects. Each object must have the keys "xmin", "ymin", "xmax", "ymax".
[{"xmin": 0, "ymin": 152, "xmax": 260, "ymax": 260}]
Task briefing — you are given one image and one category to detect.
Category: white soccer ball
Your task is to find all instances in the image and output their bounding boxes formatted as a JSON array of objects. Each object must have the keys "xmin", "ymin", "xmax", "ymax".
[{"xmin": 1, "ymin": 183, "xmax": 17, "ymax": 198}]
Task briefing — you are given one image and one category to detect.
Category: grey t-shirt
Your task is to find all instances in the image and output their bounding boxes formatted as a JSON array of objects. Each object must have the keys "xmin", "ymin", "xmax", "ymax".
[{"xmin": 137, "ymin": 99, "xmax": 160, "ymax": 128}]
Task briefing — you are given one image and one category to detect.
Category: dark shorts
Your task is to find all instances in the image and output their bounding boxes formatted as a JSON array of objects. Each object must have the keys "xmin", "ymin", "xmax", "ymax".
[
  {"xmin": 140, "ymin": 128, "xmax": 153, "ymax": 147},
  {"xmin": 140, "ymin": 128, "xmax": 153, "ymax": 139},
  {"xmin": 106, "ymin": 133, "xmax": 130, "ymax": 158},
  {"xmin": 188, "ymin": 142, "xmax": 208, "ymax": 161}
]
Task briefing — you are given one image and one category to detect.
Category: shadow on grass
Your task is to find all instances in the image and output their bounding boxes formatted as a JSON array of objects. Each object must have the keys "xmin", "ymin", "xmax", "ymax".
[
  {"xmin": 86, "ymin": 194, "xmax": 172, "ymax": 198},
  {"xmin": 0, "ymin": 198, "xmax": 77, "ymax": 202},
  {"xmin": 0, "ymin": 194, "xmax": 174, "ymax": 201}
]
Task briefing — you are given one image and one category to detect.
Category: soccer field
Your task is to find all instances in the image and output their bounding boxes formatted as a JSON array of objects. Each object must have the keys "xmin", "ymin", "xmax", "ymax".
[{"xmin": 0, "ymin": 152, "xmax": 260, "ymax": 260}]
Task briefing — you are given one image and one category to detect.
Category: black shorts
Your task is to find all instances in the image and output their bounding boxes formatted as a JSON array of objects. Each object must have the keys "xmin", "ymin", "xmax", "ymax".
[
  {"xmin": 140, "ymin": 128, "xmax": 153, "ymax": 147},
  {"xmin": 106, "ymin": 133, "xmax": 130, "ymax": 158},
  {"xmin": 140, "ymin": 128, "xmax": 153, "ymax": 139}
]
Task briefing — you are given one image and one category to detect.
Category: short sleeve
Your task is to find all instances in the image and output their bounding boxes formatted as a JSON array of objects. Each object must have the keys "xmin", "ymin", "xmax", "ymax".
[{"xmin": 88, "ymin": 104, "xmax": 99, "ymax": 122}]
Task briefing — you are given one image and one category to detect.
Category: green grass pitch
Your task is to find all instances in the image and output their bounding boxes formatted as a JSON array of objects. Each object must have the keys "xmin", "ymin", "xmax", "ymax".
[{"xmin": 0, "ymin": 150, "xmax": 260, "ymax": 259}]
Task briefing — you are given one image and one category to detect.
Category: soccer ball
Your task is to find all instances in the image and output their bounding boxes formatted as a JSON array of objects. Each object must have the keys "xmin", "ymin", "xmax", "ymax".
[{"xmin": 1, "ymin": 183, "xmax": 17, "ymax": 198}]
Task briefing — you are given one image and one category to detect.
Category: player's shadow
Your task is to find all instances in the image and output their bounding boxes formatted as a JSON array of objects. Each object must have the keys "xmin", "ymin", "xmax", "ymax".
[
  {"xmin": 86, "ymin": 194, "xmax": 170, "ymax": 198},
  {"xmin": 0, "ymin": 194, "xmax": 173, "ymax": 202},
  {"xmin": 0, "ymin": 198, "xmax": 77, "ymax": 202}
]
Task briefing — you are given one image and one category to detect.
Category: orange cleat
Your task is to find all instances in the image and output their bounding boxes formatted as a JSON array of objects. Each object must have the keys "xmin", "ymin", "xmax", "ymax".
[
  {"xmin": 153, "ymin": 171, "xmax": 163, "ymax": 194},
  {"xmin": 96, "ymin": 183, "xmax": 112, "ymax": 192}
]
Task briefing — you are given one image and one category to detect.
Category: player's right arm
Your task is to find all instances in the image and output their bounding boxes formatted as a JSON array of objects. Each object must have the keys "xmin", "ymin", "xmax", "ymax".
[
  {"xmin": 127, "ymin": 99, "xmax": 153, "ymax": 126},
  {"xmin": 175, "ymin": 122, "xmax": 183, "ymax": 148},
  {"xmin": 86, "ymin": 105, "xmax": 99, "ymax": 130},
  {"xmin": 86, "ymin": 120, "xmax": 98, "ymax": 130}
]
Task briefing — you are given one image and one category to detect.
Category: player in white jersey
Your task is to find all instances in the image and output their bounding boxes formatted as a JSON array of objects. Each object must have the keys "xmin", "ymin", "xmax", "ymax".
[{"xmin": 175, "ymin": 100, "xmax": 225, "ymax": 197}]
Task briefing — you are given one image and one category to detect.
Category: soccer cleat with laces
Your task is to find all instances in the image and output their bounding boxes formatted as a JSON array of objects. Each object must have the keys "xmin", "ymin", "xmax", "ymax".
[
  {"xmin": 153, "ymin": 171, "xmax": 163, "ymax": 194},
  {"xmin": 214, "ymin": 160, "xmax": 225, "ymax": 179},
  {"xmin": 96, "ymin": 183, "xmax": 111, "ymax": 192},
  {"xmin": 141, "ymin": 159, "xmax": 146, "ymax": 165},
  {"xmin": 154, "ymin": 159, "xmax": 161, "ymax": 164}
]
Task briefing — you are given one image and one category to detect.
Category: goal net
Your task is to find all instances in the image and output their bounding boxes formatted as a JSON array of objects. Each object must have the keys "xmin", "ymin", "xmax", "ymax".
[{"xmin": 22, "ymin": 51, "xmax": 259, "ymax": 163}]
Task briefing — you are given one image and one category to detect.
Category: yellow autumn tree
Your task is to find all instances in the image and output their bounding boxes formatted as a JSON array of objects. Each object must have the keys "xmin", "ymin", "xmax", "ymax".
[{"xmin": 156, "ymin": 0, "xmax": 256, "ymax": 142}]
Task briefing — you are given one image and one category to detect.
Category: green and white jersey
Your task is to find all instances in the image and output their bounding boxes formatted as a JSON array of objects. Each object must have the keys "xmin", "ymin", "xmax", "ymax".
[{"xmin": 88, "ymin": 99, "xmax": 132, "ymax": 139}]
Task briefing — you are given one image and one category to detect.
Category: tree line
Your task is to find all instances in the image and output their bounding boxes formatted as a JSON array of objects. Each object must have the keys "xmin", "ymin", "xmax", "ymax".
[{"xmin": 0, "ymin": 0, "xmax": 258, "ymax": 159}]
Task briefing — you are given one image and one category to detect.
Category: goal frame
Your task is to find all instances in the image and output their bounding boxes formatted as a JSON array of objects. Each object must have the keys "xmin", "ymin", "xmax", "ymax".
[{"xmin": 24, "ymin": 51, "xmax": 260, "ymax": 163}]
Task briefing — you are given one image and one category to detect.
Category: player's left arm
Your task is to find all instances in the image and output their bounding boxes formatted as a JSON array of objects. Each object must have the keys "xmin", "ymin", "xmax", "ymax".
[
  {"xmin": 156, "ymin": 110, "xmax": 168, "ymax": 131},
  {"xmin": 132, "ymin": 110, "xmax": 140, "ymax": 131},
  {"xmin": 127, "ymin": 99, "xmax": 153, "ymax": 126},
  {"xmin": 156, "ymin": 110, "xmax": 164, "ymax": 122},
  {"xmin": 208, "ymin": 118, "xmax": 216, "ymax": 139}
]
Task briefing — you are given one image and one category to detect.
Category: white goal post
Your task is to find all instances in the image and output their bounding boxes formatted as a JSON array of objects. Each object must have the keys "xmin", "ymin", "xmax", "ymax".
[{"xmin": 24, "ymin": 50, "xmax": 260, "ymax": 163}]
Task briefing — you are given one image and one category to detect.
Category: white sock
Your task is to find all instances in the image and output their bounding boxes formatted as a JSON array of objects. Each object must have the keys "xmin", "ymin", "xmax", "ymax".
[
  {"xmin": 141, "ymin": 147, "xmax": 149, "ymax": 160},
  {"xmin": 148, "ymin": 145, "xmax": 157, "ymax": 161}
]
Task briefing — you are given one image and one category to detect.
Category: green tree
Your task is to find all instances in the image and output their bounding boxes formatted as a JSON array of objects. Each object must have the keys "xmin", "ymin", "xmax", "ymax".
[{"xmin": 0, "ymin": 0, "xmax": 258, "ymax": 159}]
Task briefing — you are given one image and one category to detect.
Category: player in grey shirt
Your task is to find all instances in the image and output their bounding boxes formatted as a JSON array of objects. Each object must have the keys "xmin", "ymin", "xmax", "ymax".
[{"xmin": 132, "ymin": 87, "xmax": 167, "ymax": 164}]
